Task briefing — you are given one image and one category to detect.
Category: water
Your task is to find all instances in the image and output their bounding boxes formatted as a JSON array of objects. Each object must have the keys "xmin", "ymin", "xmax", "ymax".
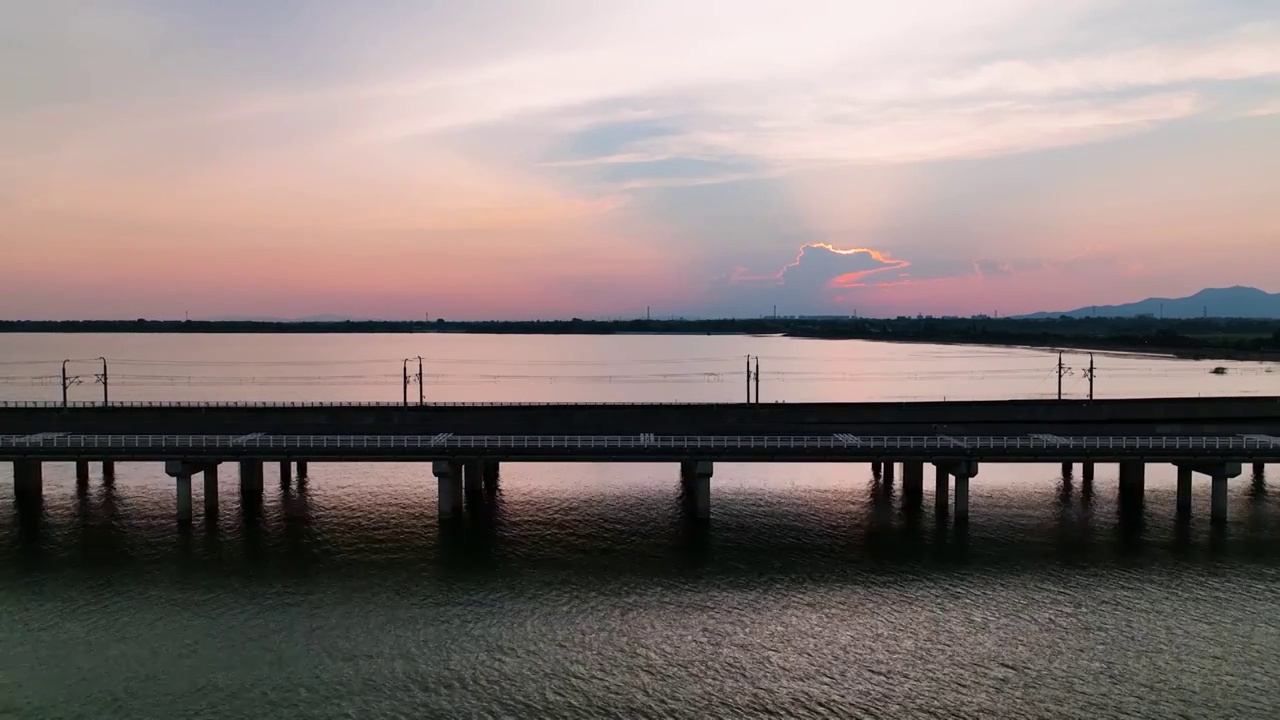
[{"xmin": 2, "ymin": 334, "xmax": 1279, "ymax": 719}]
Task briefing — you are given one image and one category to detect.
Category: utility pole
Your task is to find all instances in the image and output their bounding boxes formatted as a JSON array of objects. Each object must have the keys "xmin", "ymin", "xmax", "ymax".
[
  {"xmin": 96, "ymin": 357, "xmax": 108, "ymax": 406},
  {"xmin": 754, "ymin": 356, "xmax": 760, "ymax": 405},
  {"xmin": 1057, "ymin": 351, "xmax": 1065, "ymax": 401},
  {"xmin": 1086, "ymin": 353, "xmax": 1096, "ymax": 401},
  {"xmin": 417, "ymin": 356, "xmax": 424, "ymax": 406}
]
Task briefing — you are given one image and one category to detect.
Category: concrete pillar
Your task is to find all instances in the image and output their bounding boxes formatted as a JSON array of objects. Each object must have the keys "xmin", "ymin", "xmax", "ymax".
[
  {"xmin": 903, "ymin": 461, "xmax": 924, "ymax": 499},
  {"xmin": 954, "ymin": 475, "xmax": 969, "ymax": 522},
  {"xmin": 680, "ymin": 461, "xmax": 713, "ymax": 518},
  {"xmin": 1082, "ymin": 463, "xmax": 1095, "ymax": 482},
  {"xmin": 1211, "ymin": 474, "xmax": 1228, "ymax": 525},
  {"xmin": 934, "ymin": 465, "xmax": 949, "ymax": 512},
  {"xmin": 481, "ymin": 461, "xmax": 499, "ymax": 492},
  {"xmin": 1176, "ymin": 466, "xmax": 1193, "ymax": 518},
  {"xmin": 75, "ymin": 460, "xmax": 90, "ymax": 483},
  {"xmin": 239, "ymin": 460, "xmax": 263, "ymax": 498},
  {"xmin": 176, "ymin": 473, "xmax": 193, "ymax": 524},
  {"xmin": 204, "ymin": 465, "xmax": 219, "ymax": 514},
  {"xmin": 13, "ymin": 460, "xmax": 42, "ymax": 499},
  {"xmin": 102, "ymin": 461, "xmax": 115, "ymax": 484},
  {"xmin": 297, "ymin": 461, "xmax": 308, "ymax": 478},
  {"xmin": 462, "ymin": 460, "xmax": 484, "ymax": 499},
  {"xmin": 433, "ymin": 460, "xmax": 463, "ymax": 519},
  {"xmin": 1119, "ymin": 461, "xmax": 1145, "ymax": 503}
]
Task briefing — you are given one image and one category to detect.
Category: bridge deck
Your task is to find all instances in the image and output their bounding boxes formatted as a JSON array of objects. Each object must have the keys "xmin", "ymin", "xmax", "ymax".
[{"xmin": 3, "ymin": 433, "xmax": 1277, "ymax": 462}]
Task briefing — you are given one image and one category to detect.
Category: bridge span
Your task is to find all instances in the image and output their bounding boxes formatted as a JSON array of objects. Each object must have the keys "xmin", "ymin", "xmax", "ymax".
[{"xmin": 3, "ymin": 396, "xmax": 1278, "ymax": 529}]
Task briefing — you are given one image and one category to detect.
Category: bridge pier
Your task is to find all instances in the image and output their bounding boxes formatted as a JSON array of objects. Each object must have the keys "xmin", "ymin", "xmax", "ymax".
[
  {"xmin": 1176, "ymin": 467, "xmax": 1192, "ymax": 518},
  {"xmin": 481, "ymin": 461, "xmax": 499, "ymax": 494},
  {"xmin": 902, "ymin": 461, "xmax": 924, "ymax": 502},
  {"xmin": 75, "ymin": 460, "xmax": 90, "ymax": 484},
  {"xmin": 680, "ymin": 461, "xmax": 713, "ymax": 518},
  {"xmin": 1118, "ymin": 462, "xmax": 1145, "ymax": 506},
  {"xmin": 934, "ymin": 461, "xmax": 978, "ymax": 522},
  {"xmin": 164, "ymin": 460, "xmax": 197, "ymax": 525},
  {"xmin": 204, "ymin": 464, "xmax": 219, "ymax": 514},
  {"xmin": 433, "ymin": 460, "xmax": 464, "ymax": 519},
  {"xmin": 1176, "ymin": 461, "xmax": 1242, "ymax": 525},
  {"xmin": 239, "ymin": 460, "xmax": 263, "ymax": 500},
  {"xmin": 12, "ymin": 460, "xmax": 42, "ymax": 500},
  {"xmin": 462, "ymin": 460, "xmax": 487, "ymax": 506}
]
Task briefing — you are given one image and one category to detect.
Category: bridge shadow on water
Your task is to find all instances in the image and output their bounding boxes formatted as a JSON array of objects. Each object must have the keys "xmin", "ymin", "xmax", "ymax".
[{"xmin": 4, "ymin": 469, "xmax": 1280, "ymax": 591}]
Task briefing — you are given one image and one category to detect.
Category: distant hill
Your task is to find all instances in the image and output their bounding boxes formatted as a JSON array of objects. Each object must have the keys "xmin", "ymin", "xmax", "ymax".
[{"xmin": 1018, "ymin": 286, "xmax": 1280, "ymax": 319}]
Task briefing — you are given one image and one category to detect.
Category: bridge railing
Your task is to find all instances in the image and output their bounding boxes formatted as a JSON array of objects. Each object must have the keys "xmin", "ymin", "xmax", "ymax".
[{"xmin": 1, "ymin": 434, "xmax": 1277, "ymax": 451}]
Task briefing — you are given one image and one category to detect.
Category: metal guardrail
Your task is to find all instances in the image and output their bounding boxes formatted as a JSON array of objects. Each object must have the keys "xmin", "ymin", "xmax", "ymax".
[{"xmin": 1, "ymin": 434, "xmax": 1276, "ymax": 451}]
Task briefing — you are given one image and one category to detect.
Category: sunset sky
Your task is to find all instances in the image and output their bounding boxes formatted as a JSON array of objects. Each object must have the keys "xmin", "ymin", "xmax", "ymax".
[{"xmin": 3, "ymin": 0, "xmax": 1279, "ymax": 320}]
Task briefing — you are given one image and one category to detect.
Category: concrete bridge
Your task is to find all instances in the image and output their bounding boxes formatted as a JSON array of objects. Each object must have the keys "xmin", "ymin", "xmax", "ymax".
[{"xmin": 3, "ymin": 396, "xmax": 1278, "ymax": 529}]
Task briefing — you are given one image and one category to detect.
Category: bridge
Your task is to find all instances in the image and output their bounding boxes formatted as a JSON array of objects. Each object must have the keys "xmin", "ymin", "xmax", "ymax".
[{"xmin": 2, "ymin": 396, "xmax": 1278, "ymax": 528}]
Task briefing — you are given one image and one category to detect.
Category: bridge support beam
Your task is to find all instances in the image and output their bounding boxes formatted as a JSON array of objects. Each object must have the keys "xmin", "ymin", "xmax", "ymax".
[
  {"xmin": 934, "ymin": 461, "xmax": 978, "ymax": 522},
  {"xmin": 1176, "ymin": 467, "xmax": 1192, "ymax": 518},
  {"xmin": 433, "ymin": 461, "xmax": 463, "ymax": 519},
  {"xmin": 12, "ymin": 460, "xmax": 42, "ymax": 500},
  {"xmin": 75, "ymin": 460, "xmax": 90, "ymax": 484},
  {"xmin": 934, "ymin": 465, "xmax": 949, "ymax": 512},
  {"xmin": 902, "ymin": 461, "xmax": 924, "ymax": 502},
  {"xmin": 680, "ymin": 461, "xmax": 713, "ymax": 519},
  {"xmin": 204, "ymin": 464, "xmax": 219, "ymax": 514},
  {"xmin": 1176, "ymin": 461, "xmax": 1242, "ymax": 525}
]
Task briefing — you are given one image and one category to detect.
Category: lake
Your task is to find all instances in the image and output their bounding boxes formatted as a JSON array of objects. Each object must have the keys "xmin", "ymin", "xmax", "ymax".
[{"xmin": 1, "ymin": 334, "xmax": 1278, "ymax": 719}]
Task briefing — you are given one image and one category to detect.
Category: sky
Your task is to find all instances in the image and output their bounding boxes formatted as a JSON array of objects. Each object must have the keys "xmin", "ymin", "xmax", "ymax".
[{"xmin": 2, "ymin": 0, "xmax": 1279, "ymax": 320}]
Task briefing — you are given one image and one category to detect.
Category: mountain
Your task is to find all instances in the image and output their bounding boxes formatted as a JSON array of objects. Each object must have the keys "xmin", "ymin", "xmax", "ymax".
[{"xmin": 1018, "ymin": 286, "xmax": 1280, "ymax": 319}]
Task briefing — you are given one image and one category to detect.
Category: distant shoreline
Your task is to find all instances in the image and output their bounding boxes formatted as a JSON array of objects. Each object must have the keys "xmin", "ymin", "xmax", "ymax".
[{"xmin": 3, "ymin": 317, "xmax": 1279, "ymax": 362}]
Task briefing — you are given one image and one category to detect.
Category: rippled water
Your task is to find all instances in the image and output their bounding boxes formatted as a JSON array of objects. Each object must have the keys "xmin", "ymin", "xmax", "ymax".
[{"xmin": 2, "ymin": 335, "xmax": 1279, "ymax": 718}]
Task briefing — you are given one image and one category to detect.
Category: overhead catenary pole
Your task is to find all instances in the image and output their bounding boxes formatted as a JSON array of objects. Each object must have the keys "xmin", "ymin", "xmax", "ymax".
[
  {"xmin": 1087, "ymin": 353, "xmax": 1096, "ymax": 401},
  {"xmin": 402, "ymin": 358, "xmax": 410, "ymax": 407},
  {"xmin": 97, "ymin": 356, "xmax": 108, "ymax": 406},
  {"xmin": 1057, "ymin": 351, "xmax": 1065, "ymax": 401},
  {"xmin": 417, "ymin": 356, "xmax": 424, "ymax": 406},
  {"xmin": 747, "ymin": 353, "xmax": 757, "ymax": 404}
]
